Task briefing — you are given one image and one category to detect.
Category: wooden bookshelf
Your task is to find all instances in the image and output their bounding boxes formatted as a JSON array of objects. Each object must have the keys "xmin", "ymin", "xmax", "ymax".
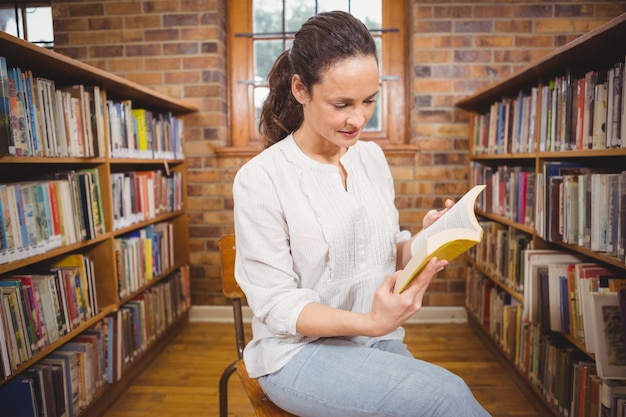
[
  {"xmin": 0, "ymin": 30, "xmax": 196, "ymax": 417},
  {"xmin": 457, "ymin": 13, "xmax": 626, "ymax": 417}
]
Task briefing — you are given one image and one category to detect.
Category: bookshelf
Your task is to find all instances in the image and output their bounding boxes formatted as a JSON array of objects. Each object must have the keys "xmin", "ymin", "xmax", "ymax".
[
  {"xmin": 456, "ymin": 13, "xmax": 626, "ymax": 417},
  {"xmin": 0, "ymin": 30, "xmax": 196, "ymax": 417}
]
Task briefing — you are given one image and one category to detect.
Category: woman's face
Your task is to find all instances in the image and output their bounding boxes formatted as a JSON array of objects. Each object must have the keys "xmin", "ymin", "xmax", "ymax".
[{"xmin": 292, "ymin": 55, "xmax": 379, "ymax": 149}]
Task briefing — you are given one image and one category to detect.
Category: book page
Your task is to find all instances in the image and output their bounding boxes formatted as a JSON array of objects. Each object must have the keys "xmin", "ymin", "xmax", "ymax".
[{"xmin": 410, "ymin": 185, "xmax": 486, "ymax": 255}]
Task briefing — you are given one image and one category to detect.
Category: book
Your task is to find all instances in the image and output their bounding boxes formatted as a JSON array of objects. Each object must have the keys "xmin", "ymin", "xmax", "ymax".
[
  {"xmin": 0, "ymin": 376, "xmax": 39, "ymax": 417},
  {"xmin": 85, "ymin": 85, "xmax": 106, "ymax": 157},
  {"xmin": 576, "ymin": 263, "xmax": 617, "ymax": 352},
  {"xmin": 591, "ymin": 173, "xmax": 609, "ymax": 252},
  {"xmin": 607, "ymin": 172, "xmax": 622, "ymax": 257},
  {"xmin": 0, "ymin": 281, "xmax": 33, "ymax": 362},
  {"xmin": 58, "ymin": 341, "xmax": 95, "ymax": 406},
  {"xmin": 40, "ymin": 354, "xmax": 74, "ymax": 417},
  {"xmin": 600, "ymin": 379, "xmax": 626, "ymax": 417},
  {"xmin": 591, "ymin": 292, "xmax": 626, "ymax": 379},
  {"xmin": 619, "ymin": 288, "xmax": 626, "ymax": 367},
  {"xmin": 547, "ymin": 262, "xmax": 572, "ymax": 333},
  {"xmin": 521, "ymin": 249, "xmax": 583, "ymax": 325},
  {"xmin": 7, "ymin": 67, "xmax": 29, "ymax": 156},
  {"xmin": 574, "ymin": 361, "xmax": 597, "ymax": 417},
  {"xmin": 0, "ymin": 56, "xmax": 12, "ymax": 155},
  {"xmin": 38, "ymin": 363, "xmax": 62, "ymax": 417},
  {"xmin": 0, "ymin": 294, "xmax": 12, "ymax": 377},
  {"xmin": 541, "ymin": 161, "xmax": 585, "ymax": 241},
  {"xmin": 620, "ymin": 171, "xmax": 626, "ymax": 262},
  {"xmin": 50, "ymin": 254, "xmax": 93, "ymax": 320},
  {"xmin": 13, "ymin": 275, "xmax": 46, "ymax": 351},
  {"xmin": 17, "ymin": 367, "xmax": 47, "ymax": 417},
  {"xmin": 593, "ymin": 80, "xmax": 608, "ymax": 149},
  {"xmin": 29, "ymin": 274, "xmax": 61, "ymax": 345},
  {"xmin": 394, "ymin": 184, "xmax": 486, "ymax": 294}
]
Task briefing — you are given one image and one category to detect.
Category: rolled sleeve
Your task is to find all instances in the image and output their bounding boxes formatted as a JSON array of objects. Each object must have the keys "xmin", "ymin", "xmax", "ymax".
[{"xmin": 233, "ymin": 160, "xmax": 320, "ymax": 337}]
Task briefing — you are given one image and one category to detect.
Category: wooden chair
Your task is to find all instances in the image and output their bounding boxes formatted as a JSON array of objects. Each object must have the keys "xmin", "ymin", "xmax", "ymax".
[{"xmin": 218, "ymin": 235, "xmax": 297, "ymax": 417}]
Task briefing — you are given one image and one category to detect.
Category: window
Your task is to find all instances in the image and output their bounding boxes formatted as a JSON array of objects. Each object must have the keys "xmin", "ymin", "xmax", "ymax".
[
  {"xmin": 0, "ymin": 1, "xmax": 54, "ymax": 48},
  {"xmin": 226, "ymin": 0, "xmax": 407, "ymax": 151}
]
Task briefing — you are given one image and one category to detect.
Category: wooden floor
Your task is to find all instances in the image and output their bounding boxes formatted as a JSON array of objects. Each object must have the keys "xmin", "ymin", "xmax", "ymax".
[{"xmin": 101, "ymin": 321, "xmax": 544, "ymax": 417}]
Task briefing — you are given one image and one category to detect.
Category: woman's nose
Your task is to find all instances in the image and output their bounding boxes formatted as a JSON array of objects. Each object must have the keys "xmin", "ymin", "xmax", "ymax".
[{"xmin": 346, "ymin": 108, "xmax": 367, "ymax": 127}]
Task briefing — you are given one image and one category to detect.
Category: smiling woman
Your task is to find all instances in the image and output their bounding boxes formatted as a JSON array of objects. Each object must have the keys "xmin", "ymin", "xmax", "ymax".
[
  {"xmin": 289, "ymin": 55, "xmax": 380, "ymax": 163},
  {"xmin": 231, "ymin": 10, "xmax": 491, "ymax": 417}
]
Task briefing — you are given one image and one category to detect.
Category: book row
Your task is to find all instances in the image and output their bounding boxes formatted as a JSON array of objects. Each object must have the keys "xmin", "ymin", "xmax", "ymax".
[
  {"xmin": 472, "ymin": 162, "xmax": 626, "ymax": 266},
  {"xmin": 469, "ymin": 221, "xmax": 626, "ymax": 322},
  {"xmin": 108, "ymin": 101, "xmax": 184, "ymax": 160},
  {"xmin": 111, "ymin": 170, "xmax": 183, "ymax": 231},
  {"xmin": 0, "ymin": 170, "xmax": 105, "ymax": 265},
  {"xmin": 0, "ymin": 265, "xmax": 190, "ymax": 417},
  {"xmin": 470, "ymin": 230, "xmax": 626, "ymax": 349},
  {"xmin": 0, "ymin": 167, "xmax": 183, "ymax": 265},
  {"xmin": 118, "ymin": 266, "xmax": 190, "ymax": 368},
  {"xmin": 115, "ymin": 222, "xmax": 175, "ymax": 299},
  {"xmin": 467, "ymin": 266, "xmax": 626, "ymax": 417},
  {"xmin": 0, "ymin": 253, "xmax": 98, "ymax": 377},
  {"xmin": 521, "ymin": 250, "xmax": 626, "ymax": 364},
  {"xmin": 537, "ymin": 164, "xmax": 626, "ymax": 262},
  {"xmin": 0, "ymin": 56, "xmax": 184, "ymax": 160},
  {"xmin": 471, "ymin": 163, "xmax": 535, "ymax": 228},
  {"xmin": 472, "ymin": 223, "xmax": 532, "ymax": 293},
  {"xmin": 471, "ymin": 54, "xmax": 626, "ymax": 154}
]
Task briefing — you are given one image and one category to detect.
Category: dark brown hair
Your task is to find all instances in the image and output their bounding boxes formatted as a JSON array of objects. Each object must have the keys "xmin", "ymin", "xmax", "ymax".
[{"xmin": 258, "ymin": 10, "xmax": 378, "ymax": 148}]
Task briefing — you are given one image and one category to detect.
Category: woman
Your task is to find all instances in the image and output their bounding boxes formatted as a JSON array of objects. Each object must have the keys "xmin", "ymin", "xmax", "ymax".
[{"xmin": 233, "ymin": 10, "xmax": 491, "ymax": 417}]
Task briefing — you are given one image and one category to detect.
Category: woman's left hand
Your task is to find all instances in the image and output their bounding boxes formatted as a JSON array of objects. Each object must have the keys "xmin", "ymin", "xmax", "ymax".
[
  {"xmin": 422, "ymin": 198, "xmax": 455, "ymax": 229},
  {"xmin": 366, "ymin": 256, "xmax": 448, "ymax": 337}
]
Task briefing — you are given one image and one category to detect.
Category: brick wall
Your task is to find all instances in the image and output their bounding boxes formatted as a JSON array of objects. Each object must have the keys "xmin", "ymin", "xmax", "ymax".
[{"xmin": 51, "ymin": 0, "xmax": 626, "ymax": 307}]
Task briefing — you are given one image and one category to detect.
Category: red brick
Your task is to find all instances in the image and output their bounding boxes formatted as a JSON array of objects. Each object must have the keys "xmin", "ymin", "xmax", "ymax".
[
  {"xmin": 105, "ymin": 2, "xmax": 142, "ymax": 15},
  {"xmin": 146, "ymin": 29, "xmax": 181, "ymax": 42},
  {"xmin": 70, "ymin": 3, "xmax": 105, "ymax": 17},
  {"xmin": 434, "ymin": 6, "xmax": 472, "ymax": 19},
  {"xmin": 455, "ymin": 20, "xmax": 493, "ymax": 33},
  {"xmin": 513, "ymin": 5, "xmax": 553, "ymax": 18},
  {"xmin": 163, "ymin": 13, "xmax": 200, "ymax": 27},
  {"xmin": 414, "ymin": 20, "xmax": 453, "ymax": 33},
  {"xmin": 474, "ymin": 35, "xmax": 514, "ymax": 48},
  {"xmin": 434, "ymin": 35, "xmax": 472, "ymax": 48},
  {"xmin": 144, "ymin": 1, "xmax": 182, "ymax": 13},
  {"xmin": 474, "ymin": 5, "xmax": 513, "ymax": 18},
  {"xmin": 494, "ymin": 49, "xmax": 533, "ymax": 63}
]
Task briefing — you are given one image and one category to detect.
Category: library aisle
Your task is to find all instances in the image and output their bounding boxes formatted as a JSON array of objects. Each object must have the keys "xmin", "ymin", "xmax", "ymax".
[{"xmin": 100, "ymin": 322, "xmax": 541, "ymax": 417}]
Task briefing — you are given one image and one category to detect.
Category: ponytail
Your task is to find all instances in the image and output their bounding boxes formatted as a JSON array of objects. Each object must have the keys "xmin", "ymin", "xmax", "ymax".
[{"xmin": 258, "ymin": 51, "xmax": 303, "ymax": 148}]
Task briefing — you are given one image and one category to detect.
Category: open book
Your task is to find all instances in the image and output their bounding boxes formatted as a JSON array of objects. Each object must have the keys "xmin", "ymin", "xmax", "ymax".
[{"xmin": 394, "ymin": 184, "xmax": 486, "ymax": 294}]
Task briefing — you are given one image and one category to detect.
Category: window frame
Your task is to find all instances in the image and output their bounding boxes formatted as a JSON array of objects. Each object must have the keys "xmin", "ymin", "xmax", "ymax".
[
  {"xmin": 224, "ymin": 0, "xmax": 408, "ymax": 153},
  {"xmin": 0, "ymin": 1, "xmax": 54, "ymax": 48}
]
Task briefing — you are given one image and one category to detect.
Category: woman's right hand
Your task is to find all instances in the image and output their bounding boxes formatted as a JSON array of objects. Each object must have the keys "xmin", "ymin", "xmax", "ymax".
[{"xmin": 364, "ymin": 256, "xmax": 448, "ymax": 337}]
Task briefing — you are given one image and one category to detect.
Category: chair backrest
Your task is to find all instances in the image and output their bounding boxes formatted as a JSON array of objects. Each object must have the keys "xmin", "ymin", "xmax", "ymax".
[
  {"xmin": 219, "ymin": 234, "xmax": 244, "ymax": 299},
  {"xmin": 219, "ymin": 234, "xmax": 246, "ymax": 359},
  {"xmin": 218, "ymin": 234, "xmax": 299, "ymax": 417}
]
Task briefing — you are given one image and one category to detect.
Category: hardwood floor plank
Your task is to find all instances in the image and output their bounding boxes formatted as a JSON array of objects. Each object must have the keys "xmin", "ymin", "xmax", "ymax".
[{"xmin": 101, "ymin": 322, "xmax": 543, "ymax": 417}]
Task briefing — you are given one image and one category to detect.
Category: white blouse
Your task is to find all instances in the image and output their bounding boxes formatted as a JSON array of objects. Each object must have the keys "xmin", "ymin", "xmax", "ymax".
[{"xmin": 233, "ymin": 135, "xmax": 411, "ymax": 378}]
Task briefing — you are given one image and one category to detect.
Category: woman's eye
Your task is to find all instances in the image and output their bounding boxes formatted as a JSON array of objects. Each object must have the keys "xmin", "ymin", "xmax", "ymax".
[{"xmin": 334, "ymin": 103, "xmax": 347, "ymax": 109}]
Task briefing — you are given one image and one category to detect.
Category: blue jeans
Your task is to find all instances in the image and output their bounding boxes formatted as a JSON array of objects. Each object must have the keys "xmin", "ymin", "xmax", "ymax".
[{"xmin": 258, "ymin": 338, "xmax": 491, "ymax": 417}]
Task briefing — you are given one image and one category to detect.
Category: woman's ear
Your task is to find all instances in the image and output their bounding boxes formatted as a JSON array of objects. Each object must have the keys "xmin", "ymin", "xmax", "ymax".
[{"xmin": 291, "ymin": 74, "xmax": 308, "ymax": 104}]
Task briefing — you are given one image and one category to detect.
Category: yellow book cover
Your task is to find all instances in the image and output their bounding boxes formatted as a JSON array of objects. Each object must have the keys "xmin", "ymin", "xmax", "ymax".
[
  {"xmin": 50, "ymin": 254, "xmax": 92, "ymax": 318},
  {"xmin": 394, "ymin": 184, "xmax": 486, "ymax": 294},
  {"xmin": 144, "ymin": 236, "xmax": 152, "ymax": 282},
  {"xmin": 131, "ymin": 108, "xmax": 148, "ymax": 151}
]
